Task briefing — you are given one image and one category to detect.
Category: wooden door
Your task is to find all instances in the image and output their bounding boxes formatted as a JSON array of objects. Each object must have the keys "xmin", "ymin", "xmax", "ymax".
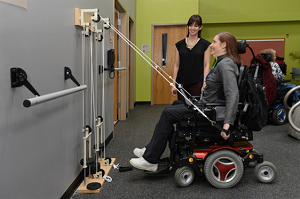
[
  {"xmin": 129, "ymin": 17, "xmax": 135, "ymax": 109},
  {"xmin": 153, "ymin": 25, "xmax": 186, "ymax": 104},
  {"xmin": 113, "ymin": 7, "xmax": 127, "ymax": 121}
]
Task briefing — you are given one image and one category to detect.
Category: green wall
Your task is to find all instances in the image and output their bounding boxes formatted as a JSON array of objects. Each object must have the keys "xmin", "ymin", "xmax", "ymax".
[
  {"xmin": 136, "ymin": 0, "xmax": 300, "ymax": 102},
  {"xmin": 199, "ymin": 0, "xmax": 300, "ymax": 24},
  {"xmin": 202, "ymin": 21, "xmax": 300, "ymax": 75}
]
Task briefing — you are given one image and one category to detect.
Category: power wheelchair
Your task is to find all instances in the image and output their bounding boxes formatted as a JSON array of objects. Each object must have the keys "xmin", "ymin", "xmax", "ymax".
[
  {"xmin": 259, "ymin": 52, "xmax": 293, "ymax": 125},
  {"xmin": 269, "ymin": 83, "xmax": 293, "ymax": 125},
  {"xmin": 145, "ymin": 41, "xmax": 277, "ymax": 189}
]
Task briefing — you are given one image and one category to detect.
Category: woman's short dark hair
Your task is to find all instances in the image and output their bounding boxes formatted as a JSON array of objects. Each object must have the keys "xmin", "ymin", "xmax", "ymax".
[
  {"xmin": 217, "ymin": 32, "xmax": 242, "ymax": 66},
  {"xmin": 186, "ymin": 15, "xmax": 202, "ymax": 38}
]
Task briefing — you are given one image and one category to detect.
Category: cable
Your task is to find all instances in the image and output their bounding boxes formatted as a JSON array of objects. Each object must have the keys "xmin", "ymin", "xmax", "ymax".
[
  {"xmin": 99, "ymin": 16, "xmax": 215, "ymax": 125},
  {"xmin": 91, "ymin": 33, "xmax": 98, "ymax": 174},
  {"xmin": 99, "ymin": 16, "xmax": 191, "ymax": 97}
]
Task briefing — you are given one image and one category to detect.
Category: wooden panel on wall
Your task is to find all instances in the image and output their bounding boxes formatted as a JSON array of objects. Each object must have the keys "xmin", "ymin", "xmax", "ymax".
[{"xmin": 240, "ymin": 39, "xmax": 285, "ymax": 65}]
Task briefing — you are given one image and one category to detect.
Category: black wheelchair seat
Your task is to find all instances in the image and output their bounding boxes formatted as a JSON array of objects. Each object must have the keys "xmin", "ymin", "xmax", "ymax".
[{"xmin": 176, "ymin": 106, "xmax": 253, "ymax": 142}]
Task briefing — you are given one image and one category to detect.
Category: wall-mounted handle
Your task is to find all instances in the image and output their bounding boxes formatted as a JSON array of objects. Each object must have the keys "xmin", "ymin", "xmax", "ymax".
[
  {"xmin": 10, "ymin": 68, "xmax": 40, "ymax": 96},
  {"xmin": 162, "ymin": 33, "xmax": 167, "ymax": 67},
  {"xmin": 64, "ymin": 67, "xmax": 81, "ymax": 86}
]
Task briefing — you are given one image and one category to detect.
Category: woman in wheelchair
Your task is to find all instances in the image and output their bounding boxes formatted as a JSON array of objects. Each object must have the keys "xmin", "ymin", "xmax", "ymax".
[{"xmin": 130, "ymin": 32, "xmax": 242, "ymax": 172}]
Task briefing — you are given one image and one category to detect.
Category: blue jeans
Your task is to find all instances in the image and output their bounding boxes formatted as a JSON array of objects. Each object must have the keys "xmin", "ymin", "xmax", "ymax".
[{"xmin": 278, "ymin": 84, "xmax": 300, "ymax": 103}]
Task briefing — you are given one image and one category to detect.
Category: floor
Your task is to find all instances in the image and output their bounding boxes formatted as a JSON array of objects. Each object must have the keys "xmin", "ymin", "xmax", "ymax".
[{"xmin": 71, "ymin": 104, "xmax": 300, "ymax": 199}]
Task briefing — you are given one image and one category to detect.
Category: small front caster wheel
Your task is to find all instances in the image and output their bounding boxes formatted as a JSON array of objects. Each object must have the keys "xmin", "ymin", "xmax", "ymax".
[
  {"xmin": 254, "ymin": 161, "xmax": 277, "ymax": 183},
  {"xmin": 174, "ymin": 166, "xmax": 195, "ymax": 187}
]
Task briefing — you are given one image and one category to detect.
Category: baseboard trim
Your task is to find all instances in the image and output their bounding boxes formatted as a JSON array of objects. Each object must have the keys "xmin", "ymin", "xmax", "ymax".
[
  {"xmin": 134, "ymin": 101, "xmax": 151, "ymax": 107},
  {"xmin": 60, "ymin": 131, "xmax": 114, "ymax": 199},
  {"xmin": 60, "ymin": 169, "xmax": 84, "ymax": 199}
]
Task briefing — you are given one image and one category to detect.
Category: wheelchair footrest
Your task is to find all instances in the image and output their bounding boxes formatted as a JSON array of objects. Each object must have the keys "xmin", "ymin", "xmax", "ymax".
[{"xmin": 144, "ymin": 157, "xmax": 172, "ymax": 175}]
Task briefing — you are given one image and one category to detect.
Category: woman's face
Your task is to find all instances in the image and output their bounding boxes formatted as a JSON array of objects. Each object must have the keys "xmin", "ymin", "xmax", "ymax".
[
  {"xmin": 188, "ymin": 22, "xmax": 202, "ymax": 37},
  {"xmin": 210, "ymin": 35, "xmax": 226, "ymax": 58}
]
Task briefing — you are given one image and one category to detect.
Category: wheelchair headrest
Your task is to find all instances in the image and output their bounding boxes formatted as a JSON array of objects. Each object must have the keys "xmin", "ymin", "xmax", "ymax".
[
  {"xmin": 238, "ymin": 40, "xmax": 247, "ymax": 54},
  {"xmin": 260, "ymin": 53, "xmax": 272, "ymax": 62},
  {"xmin": 276, "ymin": 56, "xmax": 284, "ymax": 61}
]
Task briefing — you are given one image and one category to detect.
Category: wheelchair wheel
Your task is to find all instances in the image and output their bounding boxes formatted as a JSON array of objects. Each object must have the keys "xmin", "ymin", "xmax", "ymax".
[
  {"xmin": 174, "ymin": 166, "xmax": 195, "ymax": 187},
  {"xmin": 254, "ymin": 161, "xmax": 277, "ymax": 183},
  {"xmin": 272, "ymin": 105, "xmax": 287, "ymax": 125},
  {"xmin": 204, "ymin": 150, "xmax": 244, "ymax": 188}
]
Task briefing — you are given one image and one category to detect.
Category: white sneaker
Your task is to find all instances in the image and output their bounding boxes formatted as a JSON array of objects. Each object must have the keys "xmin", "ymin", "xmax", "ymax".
[
  {"xmin": 129, "ymin": 157, "xmax": 158, "ymax": 172},
  {"xmin": 133, "ymin": 147, "xmax": 146, "ymax": 158}
]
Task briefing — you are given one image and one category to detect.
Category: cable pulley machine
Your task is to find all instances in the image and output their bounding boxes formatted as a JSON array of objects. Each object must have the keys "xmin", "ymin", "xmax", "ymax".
[
  {"xmin": 76, "ymin": 8, "xmax": 216, "ymax": 194},
  {"xmin": 75, "ymin": 8, "xmax": 116, "ymax": 193}
]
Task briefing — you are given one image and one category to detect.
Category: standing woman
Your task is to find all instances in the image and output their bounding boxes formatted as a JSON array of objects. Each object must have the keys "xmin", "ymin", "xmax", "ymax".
[{"xmin": 171, "ymin": 14, "xmax": 211, "ymax": 100}]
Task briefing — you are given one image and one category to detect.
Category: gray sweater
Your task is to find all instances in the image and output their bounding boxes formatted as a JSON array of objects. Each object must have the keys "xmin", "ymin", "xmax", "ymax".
[{"xmin": 201, "ymin": 56, "xmax": 239, "ymax": 125}]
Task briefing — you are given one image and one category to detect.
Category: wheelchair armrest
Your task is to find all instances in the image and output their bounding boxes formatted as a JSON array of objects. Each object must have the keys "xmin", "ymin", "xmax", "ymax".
[
  {"xmin": 177, "ymin": 84, "xmax": 194, "ymax": 109},
  {"xmin": 280, "ymin": 79, "xmax": 291, "ymax": 83},
  {"xmin": 205, "ymin": 102, "xmax": 245, "ymax": 111},
  {"xmin": 238, "ymin": 102, "xmax": 249, "ymax": 115},
  {"xmin": 190, "ymin": 96, "xmax": 201, "ymax": 102},
  {"xmin": 204, "ymin": 102, "xmax": 226, "ymax": 106}
]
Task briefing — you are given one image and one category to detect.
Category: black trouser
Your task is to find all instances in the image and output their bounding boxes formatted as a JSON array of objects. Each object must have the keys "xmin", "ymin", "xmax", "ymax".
[{"xmin": 143, "ymin": 104, "xmax": 189, "ymax": 164}]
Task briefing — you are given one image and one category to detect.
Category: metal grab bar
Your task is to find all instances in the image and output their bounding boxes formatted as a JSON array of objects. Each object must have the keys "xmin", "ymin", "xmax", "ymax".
[
  {"xmin": 283, "ymin": 85, "xmax": 300, "ymax": 132},
  {"xmin": 23, "ymin": 85, "xmax": 87, "ymax": 108}
]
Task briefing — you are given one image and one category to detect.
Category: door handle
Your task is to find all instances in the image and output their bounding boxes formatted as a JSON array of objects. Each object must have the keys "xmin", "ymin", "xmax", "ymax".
[{"xmin": 162, "ymin": 33, "xmax": 167, "ymax": 67}]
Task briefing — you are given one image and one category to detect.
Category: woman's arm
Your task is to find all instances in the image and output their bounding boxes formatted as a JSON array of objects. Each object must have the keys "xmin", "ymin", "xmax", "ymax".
[
  {"xmin": 171, "ymin": 48, "xmax": 180, "ymax": 96},
  {"xmin": 202, "ymin": 47, "xmax": 211, "ymax": 92},
  {"xmin": 220, "ymin": 60, "xmax": 239, "ymax": 125},
  {"xmin": 219, "ymin": 62, "xmax": 239, "ymax": 140}
]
